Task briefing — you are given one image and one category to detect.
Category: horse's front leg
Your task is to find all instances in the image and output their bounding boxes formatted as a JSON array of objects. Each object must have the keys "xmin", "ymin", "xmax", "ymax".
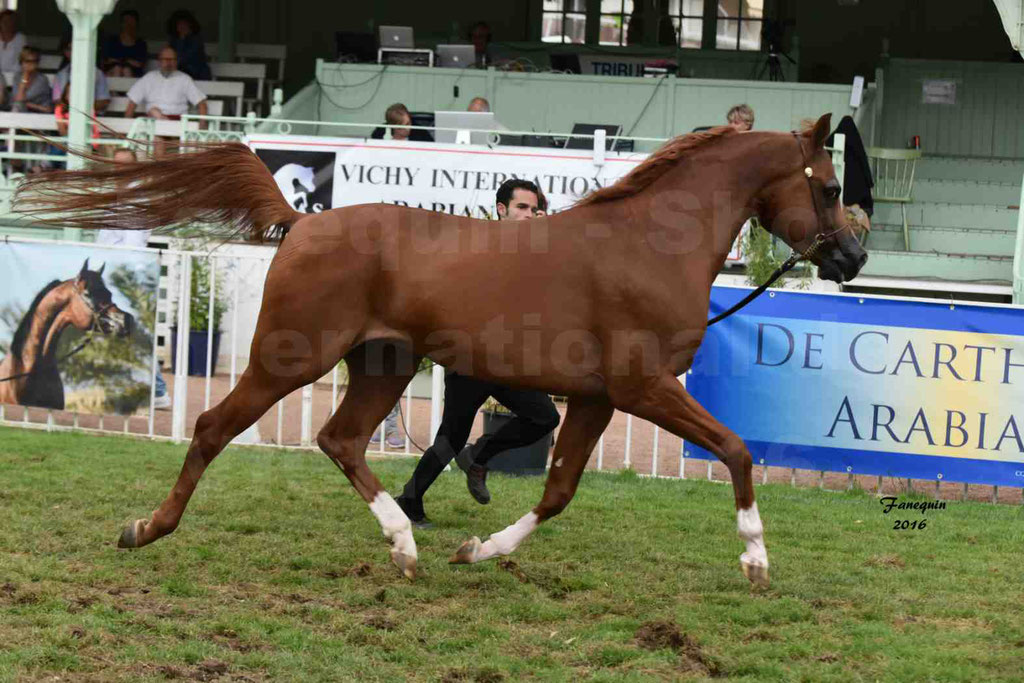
[
  {"xmin": 611, "ymin": 374, "xmax": 769, "ymax": 587},
  {"xmin": 450, "ymin": 396, "xmax": 613, "ymax": 564}
]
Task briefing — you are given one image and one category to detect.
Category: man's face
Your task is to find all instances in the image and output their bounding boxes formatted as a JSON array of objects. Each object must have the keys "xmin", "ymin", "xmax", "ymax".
[
  {"xmin": 158, "ymin": 49, "xmax": 177, "ymax": 76},
  {"xmin": 113, "ymin": 150, "xmax": 136, "ymax": 164},
  {"xmin": 0, "ymin": 14, "xmax": 15, "ymax": 34},
  {"xmin": 122, "ymin": 14, "xmax": 138, "ymax": 34},
  {"xmin": 467, "ymin": 99, "xmax": 488, "ymax": 113},
  {"xmin": 498, "ymin": 188, "xmax": 540, "ymax": 221},
  {"xmin": 391, "ymin": 112, "xmax": 411, "ymax": 140}
]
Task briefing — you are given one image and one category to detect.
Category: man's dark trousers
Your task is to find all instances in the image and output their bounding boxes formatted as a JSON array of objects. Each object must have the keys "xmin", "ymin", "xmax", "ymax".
[{"xmin": 399, "ymin": 372, "xmax": 560, "ymax": 505}]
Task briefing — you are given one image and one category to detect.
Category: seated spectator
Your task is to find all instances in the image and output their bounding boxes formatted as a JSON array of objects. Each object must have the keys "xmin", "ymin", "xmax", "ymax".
[
  {"xmin": 11, "ymin": 47, "xmax": 50, "ymax": 114},
  {"xmin": 11, "ymin": 47, "xmax": 53, "ymax": 174},
  {"xmin": 125, "ymin": 46, "xmax": 208, "ymax": 155},
  {"xmin": 726, "ymin": 103, "xmax": 754, "ymax": 132},
  {"xmin": 103, "ymin": 9, "xmax": 148, "ymax": 77},
  {"xmin": 52, "ymin": 35, "xmax": 111, "ymax": 114},
  {"xmin": 467, "ymin": 97, "xmax": 490, "ymax": 113},
  {"xmin": 0, "ymin": 9, "xmax": 25, "ymax": 73},
  {"xmin": 167, "ymin": 9, "xmax": 211, "ymax": 81},
  {"xmin": 370, "ymin": 102, "xmax": 434, "ymax": 142},
  {"xmin": 125, "ymin": 47, "xmax": 208, "ymax": 120}
]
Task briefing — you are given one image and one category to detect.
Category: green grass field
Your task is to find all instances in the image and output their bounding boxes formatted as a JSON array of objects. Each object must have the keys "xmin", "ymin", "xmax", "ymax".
[{"xmin": 2, "ymin": 426, "xmax": 1023, "ymax": 682}]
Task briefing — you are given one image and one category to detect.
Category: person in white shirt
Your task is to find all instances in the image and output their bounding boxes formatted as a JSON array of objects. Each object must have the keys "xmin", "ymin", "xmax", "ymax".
[
  {"xmin": 124, "ymin": 46, "xmax": 208, "ymax": 120},
  {"xmin": 0, "ymin": 10, "xmax": 26, "ymax": 74},
  {"xmin": 125, "ymin": 46, "xmax": 208, "ymax": 156}
]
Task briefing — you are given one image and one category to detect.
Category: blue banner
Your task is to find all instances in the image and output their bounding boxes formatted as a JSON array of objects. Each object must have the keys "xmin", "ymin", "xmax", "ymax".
[{"xmin": 687, "ymin": 287, "xmax": 1024, "ymax": 487}]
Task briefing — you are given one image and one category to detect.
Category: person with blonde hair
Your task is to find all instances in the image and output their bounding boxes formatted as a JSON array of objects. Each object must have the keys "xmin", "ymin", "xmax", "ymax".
[{"xmin": 727, "ymin": 104, "xmax": 754, "ymax": 132}]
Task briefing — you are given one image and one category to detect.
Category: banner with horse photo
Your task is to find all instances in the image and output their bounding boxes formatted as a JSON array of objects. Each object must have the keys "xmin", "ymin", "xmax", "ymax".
[
  {"xmin": 246, "ymin": 134, "xmax": 645, "ymax": 218},
  {"xmin": 687, "ymin": 288, "xmax": 1024, "ymax": 488},
  {"xmin": 0, "ymin": 242, "xmax": 159, "ymax": 416}
]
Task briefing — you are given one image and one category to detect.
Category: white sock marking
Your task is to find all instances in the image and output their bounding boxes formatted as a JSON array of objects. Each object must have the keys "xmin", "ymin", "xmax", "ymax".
[
  {"xmin": 476, "ymin": 511, "xmax": 539, "ymax": 561},
  {"xmin": 737, "ymin": 502, "xmax": 768, "ymax": 569},
  {"xmin": 369, "ymin": 491, "xmax": 417, "ymax": 560}
]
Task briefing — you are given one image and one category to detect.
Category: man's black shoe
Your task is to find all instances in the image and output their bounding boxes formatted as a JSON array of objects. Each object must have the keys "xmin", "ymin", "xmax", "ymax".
[
  {"xmin": 465, "ymin": 463, "xmax": 491, "ymax": 505},
  {"xmin": 395, "ymin": 495, "xmax": 434, "ymax": 529}
]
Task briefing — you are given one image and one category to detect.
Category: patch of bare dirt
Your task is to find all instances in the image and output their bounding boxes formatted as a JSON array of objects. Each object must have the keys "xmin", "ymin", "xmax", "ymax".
[
  {"xmin": 440, "ymin": 668, "xmax": 505, "ymax": 683},
  {"xmin": 635, "ymin": 620, "xmax": 721, "ymax": 677},
  {"xmin": 865, "ymin": 554, "xmax": 905, "ymax": 569},
  {"xmin": 742, "ymin": 630, "xmax": 780, "ymax": 643},
  {"xmin": 362, "ymin": 614, "xmax": 397, "ymax": 631},
  {"xmin": 815, "ymin": 652, "xmax": 840, "ymax": 663},
  {"xmin": 497, "ymin": 559, "xmax": 529, "ymax": 583}
]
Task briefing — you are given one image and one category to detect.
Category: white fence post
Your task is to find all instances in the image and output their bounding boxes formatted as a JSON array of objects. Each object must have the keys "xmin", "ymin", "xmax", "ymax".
[
  {"xmin": 301, "ymin": 385, "xmax": 313, "ymax": 446},
  {"xmin": 171, "ymin": 255, "xmax": 192, "ymax": 442}
]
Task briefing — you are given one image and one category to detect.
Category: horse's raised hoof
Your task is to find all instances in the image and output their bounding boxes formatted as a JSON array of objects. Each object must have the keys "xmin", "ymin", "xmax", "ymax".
[
  {"xmin": 449, "ymin": 536, "xmax": 481, "ymax": 564},
  {"xmin": 391, "ymin": 549, "xmax": 417, "ymax": 580},
  {"xmin": 116, "ymin": 519, "xmax": 148, "ymax": 549},
  {"xmin": 741, "ymin": 557, "xmax": 770, "ymax": 589}
]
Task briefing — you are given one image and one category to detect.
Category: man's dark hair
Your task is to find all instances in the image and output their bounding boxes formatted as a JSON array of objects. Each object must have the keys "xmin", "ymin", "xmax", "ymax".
[
  {"xmin": 121, "ymin": 9, "xmax": 140, "ymax": 22},
  {"xmin": 496, "ymin": 179, "xmax": 540, "ymax": 212}
]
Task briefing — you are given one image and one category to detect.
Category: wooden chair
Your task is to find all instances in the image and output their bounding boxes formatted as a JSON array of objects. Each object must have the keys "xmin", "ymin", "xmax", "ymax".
[{"xmin": 867, "ymin": 147, "xmax": 922, "ymax": 250}]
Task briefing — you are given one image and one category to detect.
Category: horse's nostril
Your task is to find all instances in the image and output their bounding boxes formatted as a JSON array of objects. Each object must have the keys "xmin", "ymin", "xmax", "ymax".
[{"xmin": 858, "ymin": 252, "xmax": 868, "ymax": 267}]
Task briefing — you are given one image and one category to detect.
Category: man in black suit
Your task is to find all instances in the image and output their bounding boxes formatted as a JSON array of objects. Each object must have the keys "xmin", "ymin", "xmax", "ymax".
[{"xmin": 395, "ymin": 180, "xmax": 561, "ymax": 528}]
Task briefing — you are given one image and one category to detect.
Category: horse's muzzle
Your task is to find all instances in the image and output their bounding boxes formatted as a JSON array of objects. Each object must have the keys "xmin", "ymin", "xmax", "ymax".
[{"xmin": 817, "ymin": 233, "xmax": 868, "ymax": 283}]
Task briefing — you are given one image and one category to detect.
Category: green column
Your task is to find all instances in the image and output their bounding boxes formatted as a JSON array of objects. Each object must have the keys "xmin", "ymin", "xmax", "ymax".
[
  {"xmin": 56, "ymin": 0, "xmax": 118, "ymax": 241},
  {"xmin": 217, "ymin": 0, "xmax": 238, "ymax": 62}
]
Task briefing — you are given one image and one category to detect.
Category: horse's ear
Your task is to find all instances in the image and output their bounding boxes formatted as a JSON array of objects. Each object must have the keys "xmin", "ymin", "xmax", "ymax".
[
  {"xmin": 80, "ymin": 258, "xmax": 89, "ymax": 276},
  {"xmin": 810, "ymin": 113, "xmax": 832, "ymax": 151},
  {"xmin": 97, "ymin": 263, "xmax": 105, "ymax": 276}
]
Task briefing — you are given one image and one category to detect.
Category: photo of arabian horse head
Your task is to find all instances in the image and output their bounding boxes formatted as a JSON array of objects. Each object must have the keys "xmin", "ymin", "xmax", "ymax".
[
  {"xmin": 0, "ymin": 259, "xmax": 133, "ymax": 410},
  {"xmin": 13, "ymin": 113, "xmax": 867, "ymax": 587}
]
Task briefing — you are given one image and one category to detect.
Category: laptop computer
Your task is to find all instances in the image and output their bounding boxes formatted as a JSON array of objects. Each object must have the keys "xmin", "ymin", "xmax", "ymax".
[
  {"xmin": 378, "ymin": 26, "xmax": 414, "ymax": 49},
  {"xmin": 564, "ymin": 123, "xmax": 623, "ymax": 150},
  {"xmin": 436, "ymin": 44, "xmax": 476, "ymax": 68},
  {"xmin": 434, "ymin": 111, "xmax": 497, "ymax": 145}
]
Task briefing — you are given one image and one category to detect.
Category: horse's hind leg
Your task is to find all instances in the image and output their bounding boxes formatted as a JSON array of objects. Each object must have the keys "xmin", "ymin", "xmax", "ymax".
[
  {"xmin": 316, "ymin": 342, "xmax": 419, "ymax": 579},
  {"xmin": 450, "ymin": 395, "xmax": 613, "ymax": 565},
  {"xmin": 117, "ymin": 367, "xmax": 302, "ymax": 549},
  {"xmin": 610, "ymin": 374, "xmax": 768, "ymax": 587}
]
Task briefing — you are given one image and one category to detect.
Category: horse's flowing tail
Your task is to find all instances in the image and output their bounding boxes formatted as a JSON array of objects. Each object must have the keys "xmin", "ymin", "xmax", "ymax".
[{"xmin": 12, "ymin": 142, "xmax": 302, "ymax": 242}]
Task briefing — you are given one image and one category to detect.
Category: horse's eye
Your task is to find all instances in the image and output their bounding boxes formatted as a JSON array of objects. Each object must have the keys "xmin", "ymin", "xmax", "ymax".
[{"xmin": 824, "ymin": 185, "xmax": 841, "ymax": 201}]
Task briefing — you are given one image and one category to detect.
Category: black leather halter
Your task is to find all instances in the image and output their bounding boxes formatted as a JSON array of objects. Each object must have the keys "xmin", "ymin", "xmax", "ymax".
[{"xmin": 707, "ymin": 131, "xmax": 847, "ymax": 327}]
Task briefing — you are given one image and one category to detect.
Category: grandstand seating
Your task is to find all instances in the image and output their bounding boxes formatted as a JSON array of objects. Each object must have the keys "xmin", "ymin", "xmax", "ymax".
[{"xmin": 858, "ymin": 155, "xmax": 1024, "ymax": 288}]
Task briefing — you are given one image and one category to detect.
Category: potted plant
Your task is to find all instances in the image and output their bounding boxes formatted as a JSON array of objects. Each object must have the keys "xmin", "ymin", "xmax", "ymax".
[
  {"xmin": 171, "ymin": 259, "xmax": 228, "ymax": 376},
  {"xmin": 742, "ymin": 217, "xmax": 813, "ymax": 288},
  {"xmin": 479, "ymin": 397, "xmax": 554, "ymax": 476}
]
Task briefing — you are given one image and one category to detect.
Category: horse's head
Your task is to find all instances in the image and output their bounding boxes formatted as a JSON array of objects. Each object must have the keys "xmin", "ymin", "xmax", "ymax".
[
  {"xmin": 69, "ymin": 259, "xmax": 133, "ymax": 337},
  {"xmin": 756, "ymin": 114, "xmax": 868, "ymax": 284}
]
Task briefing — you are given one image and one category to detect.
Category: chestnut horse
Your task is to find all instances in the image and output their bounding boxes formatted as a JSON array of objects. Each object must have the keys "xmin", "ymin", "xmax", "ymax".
[
  {"xmin": 0, "ymin": 259, "xmax": 132, "ymax": 409},
  {"xmin": 14, "ymin": 113, "xmax": 866, "ymax": 586}
]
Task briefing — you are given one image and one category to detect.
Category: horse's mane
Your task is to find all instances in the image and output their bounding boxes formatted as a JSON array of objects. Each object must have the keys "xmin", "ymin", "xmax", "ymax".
[
  {"xmin": 10, "ymin": 280, "xmax": 63, "ymax": 358},
  {"xmin": 575, "ymin": 126, "xmax": 737, "ymax": 207}
]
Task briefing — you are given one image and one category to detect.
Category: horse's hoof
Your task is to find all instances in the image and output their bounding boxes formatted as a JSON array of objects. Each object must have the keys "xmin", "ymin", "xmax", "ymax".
[
  {"xmin": 449, "ymin": 536, "xmax": 481, "ymax": 564},
  {"xmin": 741, "ymin": 558, "xmax": 770, "ymax": 588},
  {"xmin": 391, "ymin": 549, "xmax": 417, "ymax": 580},
  {"xmin": 117, "ymin": 519, "xmax": 147, "ymax": 549}
]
